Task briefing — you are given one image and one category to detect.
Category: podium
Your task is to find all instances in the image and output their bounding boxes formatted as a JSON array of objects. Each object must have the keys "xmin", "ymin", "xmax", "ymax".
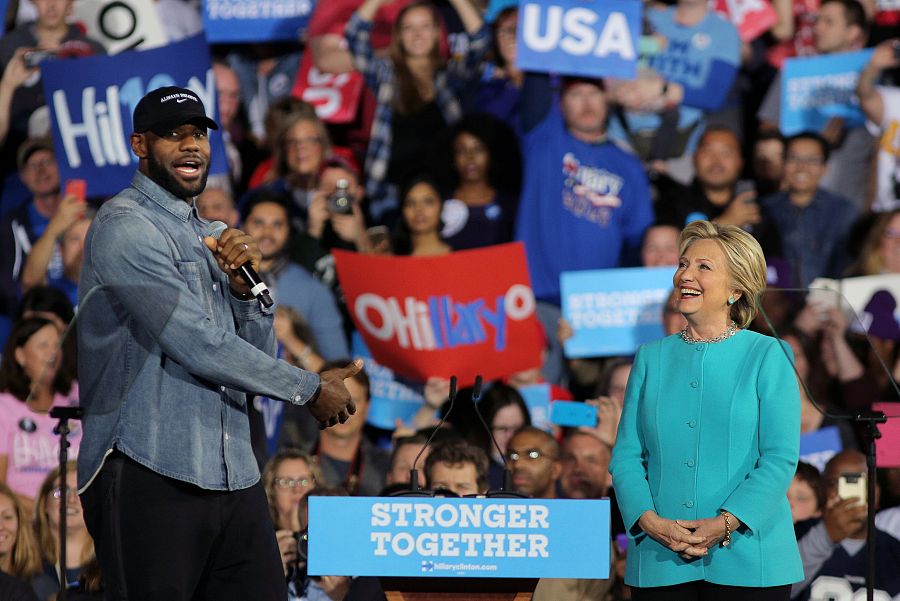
[{"xmin": 308, "ymin": 497, "xmax": 609, "ymax": 599}]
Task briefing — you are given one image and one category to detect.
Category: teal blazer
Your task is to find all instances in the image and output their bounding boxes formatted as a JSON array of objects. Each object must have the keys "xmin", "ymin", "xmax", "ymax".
[{"xmin": 610, "ymin": 330, "xmax": 803, "ymax": 587}]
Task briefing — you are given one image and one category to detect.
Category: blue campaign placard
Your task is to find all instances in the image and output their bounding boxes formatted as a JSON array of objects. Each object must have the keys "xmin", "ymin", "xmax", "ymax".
[
  {"xmin": 203, "ymin": 0, "xmax": 315, "ymax": 43},
  {"xmin": 561, "ymin": 266, "xmax": 673, "ymax": 358},
  {"xmin": 42, "ymin": 35, "xmax": 227, "ymax": 198},
  {"xmin": 516, "ymin": 384, "xmax": 552, "ymax": 432},
  {"xmin": 799, "ymin": 426, "xmax": 843, "ymax": 472},
  {"xmin": 0, "ymin": 1, "xmax": 7, "ymax": 40},
  {"xmin": 352, "ymin": 332, "xmax": 428, "ymax": 431},
  {"xmin": 780, "ymin": 50, "xmax": 872, "ymax": 136},
  {"xmin": 516, "ymin": 0, "xmax": 641, "ymax": 80},
  {"xmin": 308, "ymin": 497, "xmax": 610, "ymax": 578}
]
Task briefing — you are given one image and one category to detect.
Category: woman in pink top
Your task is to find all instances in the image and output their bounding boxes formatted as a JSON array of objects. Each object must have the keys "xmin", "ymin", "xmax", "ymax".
[{"xmin": 0, "ymin": 317, "xmax": 79, "ymax": 515}]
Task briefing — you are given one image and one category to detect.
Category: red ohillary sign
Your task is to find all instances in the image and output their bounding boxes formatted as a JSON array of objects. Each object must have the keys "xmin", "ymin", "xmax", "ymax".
[{"xmin": 334, "ymin": 243, "xmax": 544, "ymax": 386}]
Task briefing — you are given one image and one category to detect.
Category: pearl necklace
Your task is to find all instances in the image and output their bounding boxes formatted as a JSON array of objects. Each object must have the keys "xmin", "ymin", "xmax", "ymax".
[{"xmin": 681, "ymin": 321, "xmax": 739, "ymax": 344}]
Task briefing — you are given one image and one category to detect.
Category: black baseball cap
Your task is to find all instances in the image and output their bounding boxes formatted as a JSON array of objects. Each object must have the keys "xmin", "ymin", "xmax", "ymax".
[{"xmin": 132, "ymin": 86, "xmax": 218, "ymax": 136}]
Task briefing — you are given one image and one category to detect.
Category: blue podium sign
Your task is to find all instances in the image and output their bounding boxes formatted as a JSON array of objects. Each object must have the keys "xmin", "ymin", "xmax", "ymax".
[
  {"xmin": 561, "ymin": 266, "xmax": 673, "ymax": 358},
  {"xmin": 308, "ymin": 497, "xmax": 610, "ymax": 578}
]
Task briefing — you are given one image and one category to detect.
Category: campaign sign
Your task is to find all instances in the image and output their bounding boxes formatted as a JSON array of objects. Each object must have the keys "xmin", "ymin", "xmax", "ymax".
[
  {"xmin": 203, "ymin": 0, "xmax": 315, "ymax": 43},
  {"xmin": 799, "ymin": 426, "xmax": 843, "ymax": 472},
  {"xmin": 74, "ymin": 0, "xmax": 168, "ymax": 54},
  {"xmin": 291, "ymin": 51, "xmax": 364, "ymax": 124},
  {"xmin": 713, "ymin": 0, "xmax": 777, "ymax": 41},
  {"xmin": 352, "ymin": 332, "xmax": 428, "ymax": 431},
  {"xmin": 561, "ymin": 266, "xmax": 673, "ymax": 358},
  {"xmin": 517, "ymin": 384, "xmax": 553, "ymax": 432},
  {"xmin": 42, "ymin": 35, "xmax": 228, "ymax": 198},
  {"xmin": 874, "ymin": 403, "xmax": 900, "ymax": 468},
  {"xmin": 516, "ymin": 0, "xmax": 642, "ymax": 80},
  {"xmin": 780, "ymin": 50, "xmax": 873, "ymax": 136},
  {"xmin": 308, "ymin": 497, "xmax": 610, "ymax": 578},
  {"xmin": 0, "ymin": 1, "xmax": 8, "ymax": 41},
  {"xmin": 334, "ymin": 244, "xmax": 544, "ymax": 386}
]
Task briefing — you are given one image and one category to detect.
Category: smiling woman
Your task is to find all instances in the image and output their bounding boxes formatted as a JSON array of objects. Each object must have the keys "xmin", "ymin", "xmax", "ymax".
[{"xmin": 611, "ymin": 221, "xmax": 804, "ymax": 601}]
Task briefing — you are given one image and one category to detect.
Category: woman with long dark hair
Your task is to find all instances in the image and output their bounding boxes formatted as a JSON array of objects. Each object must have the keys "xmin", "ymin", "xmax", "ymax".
[
  {"xmin": 345, "ymin": 0, "xmax": 488, "ymax": 224},
  {"xmin": 391, "ymin": 174, "xmax": 451, "ymax": 257}
]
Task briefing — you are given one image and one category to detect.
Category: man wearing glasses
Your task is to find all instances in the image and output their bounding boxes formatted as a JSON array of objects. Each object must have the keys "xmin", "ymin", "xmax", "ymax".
[
  {"xmin": 760, "ymin": 132, "xmax": 858, "ymax": 287},
  {"xmin": 507, "ymin": 427, "xmax": 561, "ymax": 500}
]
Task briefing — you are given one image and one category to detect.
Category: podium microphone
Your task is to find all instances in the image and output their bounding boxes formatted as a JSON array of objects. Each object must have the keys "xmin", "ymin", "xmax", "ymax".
[
  {"xmin": 471, "ymin": 376, "xmax": 525, "ymax": 497},
  {"xmin": 404, "ymin": 376, "xmax": 457, "ymax": 495}
]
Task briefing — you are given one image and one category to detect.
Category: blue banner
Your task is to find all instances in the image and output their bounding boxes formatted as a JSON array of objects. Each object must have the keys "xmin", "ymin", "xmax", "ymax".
[
  {"xmin": 517, "ymin": 384, "xmax": 552, "ymax": 432},
  {"xmin": 203, "ymin": 0, "xmax": 315, "ymax": 43},
  {"xmin": 0, "ymin": 1, "xmax": 8, "ymax": 41},
  {"xmin": 561, "ymin": 266, "xmax": 673, "ymax": 358},
  {"xmin": 799, "ymin": 426, "xmax": 843, "ymax": 472},
  {"xmin": 780, "ymin": 50, "xmax": 872, "ymax": 136},
  {"xmin": 309, "ymin": 496, "xmax": 610, "ymax": 578},
  {"xmin": 516, "ymin": 0, "xmax": 642, "ymax": 80},
  {"xmin": 42, "ymin": 35, "xmax": 227, "ymax": 198},
  {"xmin": 352, "ymin": 332, "xmax": 428, "ymax": 431}
]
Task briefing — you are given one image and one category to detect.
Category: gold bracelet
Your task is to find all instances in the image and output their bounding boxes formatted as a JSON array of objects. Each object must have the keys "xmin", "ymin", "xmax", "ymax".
[{"xmin": 721, "ymin": 511, "xmax": 732, "ymax": 547}]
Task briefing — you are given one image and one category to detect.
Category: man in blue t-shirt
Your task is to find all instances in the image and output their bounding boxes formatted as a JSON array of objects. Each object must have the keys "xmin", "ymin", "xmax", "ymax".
[{"xmin": 515, "ymin": 73, "xmax": 653, "ymax": 305}]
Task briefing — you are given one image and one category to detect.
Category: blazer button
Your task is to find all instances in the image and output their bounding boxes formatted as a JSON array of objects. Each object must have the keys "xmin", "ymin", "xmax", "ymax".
[
  {"xmin": 685, "ymin": 459, "xmax": 695, "ymax": 467},
  {"xmin": 690, "ymin": 380, "xmax": 698, "ymax": 388},
  {"xmin": 695, "ymin": 345, "xmax": 704, "ymax": 351},
  {"xmin": 688, "ymin": 420, "xmax": 697, "ymax": 428},
  {"xmin": 685, "ymin": 501, "xmax": 694, "ymax": 508}
]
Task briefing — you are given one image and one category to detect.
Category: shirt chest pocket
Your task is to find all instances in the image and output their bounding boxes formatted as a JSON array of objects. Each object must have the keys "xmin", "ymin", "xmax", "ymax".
[{"xmin": 175, "ymin": 260, "xmax": 216, "ymax": 319}]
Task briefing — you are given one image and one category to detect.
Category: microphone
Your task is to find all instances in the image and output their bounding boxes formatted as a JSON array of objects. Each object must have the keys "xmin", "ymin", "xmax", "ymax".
[
  {"xmin": 471, "ymin": 375, "xmax": 524, "ymax": 497},
  {"xmin": 401, "ymin": 376, "xmax": 457, "ymax": 496},
  {"xmin": 208, "ymin": 221, "xmax": 274, "ymax": 308}
]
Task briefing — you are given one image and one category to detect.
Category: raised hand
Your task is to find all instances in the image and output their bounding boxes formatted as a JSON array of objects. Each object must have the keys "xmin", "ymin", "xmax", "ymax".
[{"xmin": 307, "ymin": 359, "xmax": 364, "ymax": 428}]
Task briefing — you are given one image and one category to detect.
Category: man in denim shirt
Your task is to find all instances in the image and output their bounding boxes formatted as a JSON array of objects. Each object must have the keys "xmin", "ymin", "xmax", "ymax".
[{"xmin": 77, "ymin": 86, "xmax": 360, "ymax": 601}]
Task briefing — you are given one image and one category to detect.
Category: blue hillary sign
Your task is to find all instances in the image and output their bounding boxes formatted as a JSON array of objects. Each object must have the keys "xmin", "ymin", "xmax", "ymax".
[
  {"xmin": 516, "ymin": 0, "xmax": 642, "ymax": 80},
  {"xmin": 0, "ymin": 1, "xmax": 7, "ymax": 40},
  {"xmin": 799, "ymin": 426, "xmax": 843, "ymax": 472},
  {"xmin": 561, "ymin": 267, "xmax": 673, "ymax": 358},
  {"xmin": 780, "ymin": 50, "xmax": 872, "ymax": 136},
  {"xmin": 42, "ymin": 35, "xmax": 227, "ymax": 198},
  {"xmin": 351, "ymin": 332, "xmax": 428, "ymax": 431},
  {"xmin": 203, "ymin": 0, "xmax": 315, "ymax": 43},
  {"xmin": 308, "ymin": 497, "xmax": 610, "ymax": 578}
]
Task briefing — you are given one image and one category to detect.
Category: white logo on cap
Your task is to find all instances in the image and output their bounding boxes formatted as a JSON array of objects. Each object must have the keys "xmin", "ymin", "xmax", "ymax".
[{"xmin": 159, "ymin": 92, "xmax": 198, "ymax": 104}]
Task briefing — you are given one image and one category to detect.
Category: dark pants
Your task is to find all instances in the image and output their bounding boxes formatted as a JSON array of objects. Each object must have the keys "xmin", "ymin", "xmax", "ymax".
[
  {"xmin": 632, "ymin": 581, "xmax": 792, "ymax": 601},
  {"xmin": 80, "ymin": 453, "xmax": 287, "ymax": 601}
]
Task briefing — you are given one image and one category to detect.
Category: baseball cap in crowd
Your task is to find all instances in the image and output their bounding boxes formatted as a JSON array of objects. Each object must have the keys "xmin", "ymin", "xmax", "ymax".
[
  {"xmin": 17, "ymin": 137, "xmax": 55, "ymax": 170},
  {"xmin": 132, "ymin": 86, "xmax": 218, "ymax": 136}
]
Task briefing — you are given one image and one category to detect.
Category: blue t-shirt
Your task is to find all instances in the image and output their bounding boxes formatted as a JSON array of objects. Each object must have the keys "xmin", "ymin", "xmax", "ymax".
[{"xmin": 515, "ymin": 108, "xmax": 653, "ymax": 304}]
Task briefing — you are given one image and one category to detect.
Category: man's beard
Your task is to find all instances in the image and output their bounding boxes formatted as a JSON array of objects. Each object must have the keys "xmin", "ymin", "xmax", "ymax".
[{"xmin": 146, "ymin": 149, "xmax": 210, "ymax": 199}]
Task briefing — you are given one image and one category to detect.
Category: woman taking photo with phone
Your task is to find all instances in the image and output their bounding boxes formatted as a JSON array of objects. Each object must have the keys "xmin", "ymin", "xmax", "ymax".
[{"xmin": 611, "ymin": 221, "xmax": 803, "ymax": 600}]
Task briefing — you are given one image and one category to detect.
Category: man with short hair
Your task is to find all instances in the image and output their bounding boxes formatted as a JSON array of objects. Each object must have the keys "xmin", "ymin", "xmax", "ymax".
[
  {"xmin": 387, "ymin": 433, "xmax": 430, "ymax": 489},
  {"xmin": 559, "ymin": 431, "xmax": 611, "ymax": 500},
  {"xmin": 507, "ymin": 427, "xmax": 561, "ymax": 499},
  {"xmin": 760, "ymin": 132, "xmax": 858, "ymax": 286},
  {"xmin": 425, "ymin": 440, "xmax": 489, "ymax": 496},
  {"xmin": 77, "ymin": 86, "xmax": 360, "ymax": 600},
  {"xmin": 758, "ymin": 0, "xmax": 872, "ymax": 208},
  {"xmin": 515, "ymin": 74, "xmax": 653, "ymax": 305},
  {"xmin": 792, "ymin": 450, "xmax": 900, "ymax": 600},
  {"xmin": 241, "ymin": 190, "xmax": 348, "ymax": 360},
  {"xmin": 212, "ymin": 60, "xmax": 245, "ymax": 194}
]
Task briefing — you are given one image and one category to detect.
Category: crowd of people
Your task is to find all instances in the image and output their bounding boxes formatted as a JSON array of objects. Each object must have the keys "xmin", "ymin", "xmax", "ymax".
[{"xmin": 0, "ymin": 0, "xmax": 899, "ymax": 598}]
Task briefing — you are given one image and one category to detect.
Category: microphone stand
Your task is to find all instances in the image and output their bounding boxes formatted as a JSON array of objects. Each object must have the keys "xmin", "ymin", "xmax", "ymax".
[
  {"xmin": 50, "ymin": 406, "xmax": 84, "ymax": 601},
  {"xmin": 471, "ymin": 376, "xmax": 526, "ymax": 499},
  {"xmin": 393, "ymin": 376, "xmax": 458, "ymax": 497},
  {"xmin": 857, "ymin": 411, "xmax": 887, "ymax": 601}
]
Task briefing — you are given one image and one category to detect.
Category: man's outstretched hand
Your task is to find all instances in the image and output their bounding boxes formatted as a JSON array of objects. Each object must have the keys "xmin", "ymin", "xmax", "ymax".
[{"xmin": 307, "ymin": 359, "xmax": 364, "ymax": 428}]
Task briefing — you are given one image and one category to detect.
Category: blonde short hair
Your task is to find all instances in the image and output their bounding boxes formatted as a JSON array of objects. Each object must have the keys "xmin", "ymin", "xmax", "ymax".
[{"xmin": 678, "ymin": 221, "xmax": 767, "ymax": 329}]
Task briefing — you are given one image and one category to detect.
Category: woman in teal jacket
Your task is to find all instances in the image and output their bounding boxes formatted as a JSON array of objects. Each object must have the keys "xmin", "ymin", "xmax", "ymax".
[{"xmin": 610, "ymin": 221, "xmax": 803, "ymax": 600}]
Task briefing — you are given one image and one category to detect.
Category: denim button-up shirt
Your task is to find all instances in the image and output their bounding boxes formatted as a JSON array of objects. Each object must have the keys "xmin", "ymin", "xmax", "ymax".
[{"xmin": 77, "ymin": 172, "xmax": 320, "ymax": 492}]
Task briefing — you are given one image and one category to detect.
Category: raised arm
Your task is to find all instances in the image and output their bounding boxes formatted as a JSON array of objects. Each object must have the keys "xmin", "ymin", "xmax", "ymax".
[
  {"xmin": 856, "ymin": 39, "xmax": 900, "ymax": 127},
  {"xmin": 448, "ymin": 0, "xmax": 484, "ymax": 34},
  {"xmin": 21, "ymin": 194, "xmax": 85, "ymax": 292}
]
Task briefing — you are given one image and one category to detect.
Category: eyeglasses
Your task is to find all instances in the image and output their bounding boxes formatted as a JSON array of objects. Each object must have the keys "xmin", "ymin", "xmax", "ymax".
[
  {"xmin": 492, "ymin": 425, "xmax": 521, "ymax": 435},
  {"xmin": 507, "ymin": 449, "xmax": 556, "ymax": 462},
  {"xmin": 275, "ymin": 477, "xmax": 312, "ymax": 490},
  {"xmin": 883, "ymin": 228, "xmax": 900, "ymax": 240},
  {"xmin": 23, "ymin": 157, "xmax": 55, "ymax": 172},
  {"xmin": 50, "ymin": 486, "xmax": 78, "ymax": 500},
  {"xmin": 284, "ymin": 137, "xmax": 322, "ymax": 150},
  {"xmin": 785, "ymin": 155, "xmax": 824, "ymax": 167}
]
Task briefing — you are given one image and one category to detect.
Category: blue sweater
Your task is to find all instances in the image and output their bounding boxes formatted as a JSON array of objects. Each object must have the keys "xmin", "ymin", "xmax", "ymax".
[{"xmin": 610, "ymin": 330, "xmax": 803, "ymax": 587}]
